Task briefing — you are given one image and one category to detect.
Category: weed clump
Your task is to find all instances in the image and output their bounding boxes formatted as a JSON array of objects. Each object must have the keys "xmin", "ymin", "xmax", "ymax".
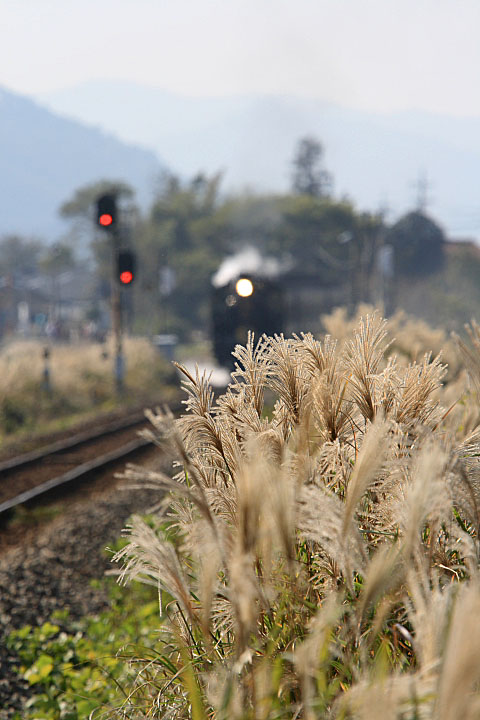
[
  {"xmin": 110, "ymin": 313, "xmax": 480, "ymax": 718},
  {"xmin": 0, "ymin": 337, "xmax": 175, "ymax": 441}
]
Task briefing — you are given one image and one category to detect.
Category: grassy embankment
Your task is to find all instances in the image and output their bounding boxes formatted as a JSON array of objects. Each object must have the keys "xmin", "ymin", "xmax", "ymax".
[{"xmin": 0, "ymin": 336, "xmax": 177, "ymax": 448}]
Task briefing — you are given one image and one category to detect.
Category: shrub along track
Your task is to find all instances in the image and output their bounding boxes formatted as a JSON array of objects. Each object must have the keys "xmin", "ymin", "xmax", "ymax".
[{"xmin": 0, "ymin": 404, "xmax": 177, "ymax": 719}]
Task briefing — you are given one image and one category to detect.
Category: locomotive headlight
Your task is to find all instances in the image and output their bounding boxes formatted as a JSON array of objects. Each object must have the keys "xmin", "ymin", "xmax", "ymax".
[{"xmin": 236, "ymin": 277, "xmax": 254, "ymax": 297}]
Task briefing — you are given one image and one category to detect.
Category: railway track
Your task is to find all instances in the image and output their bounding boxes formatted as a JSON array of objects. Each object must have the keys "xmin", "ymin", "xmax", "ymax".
[
  {"xmin": 0, "ymin": 409, "xmax": 165, "ymax": 518},
  {"xmin": 0, "ymin": 364, "xmax": 228, "ymax": 522}
]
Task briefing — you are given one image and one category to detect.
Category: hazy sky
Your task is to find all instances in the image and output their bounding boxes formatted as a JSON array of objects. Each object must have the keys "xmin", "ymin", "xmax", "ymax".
[{"xmin": 2, "ymin": 0, "xmax": 480, "ymax": 115}]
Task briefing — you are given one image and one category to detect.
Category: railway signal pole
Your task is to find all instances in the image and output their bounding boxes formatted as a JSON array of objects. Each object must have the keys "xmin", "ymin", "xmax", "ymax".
[
  {"xmin": 111, "ymin": 239, "xmax": 124, "ymax": 392},
  {"xmin": 95, "ymin": 193, "xmax": 125, "ymax": 392}
]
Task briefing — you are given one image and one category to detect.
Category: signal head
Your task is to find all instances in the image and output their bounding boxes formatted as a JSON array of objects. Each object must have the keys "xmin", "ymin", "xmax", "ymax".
[
  {"xmin": 117, "ymin": 250, "xmax": 135, "ymax": 286},
  {"xmin": 96, "ymin": 194, "xmax": 117, "ymax": 230}
]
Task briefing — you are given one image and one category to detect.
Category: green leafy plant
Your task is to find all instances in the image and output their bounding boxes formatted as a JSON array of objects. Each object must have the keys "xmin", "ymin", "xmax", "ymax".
[{"xmin": 7, "ymin": 574, "xmax": 161, "ymax": 719}]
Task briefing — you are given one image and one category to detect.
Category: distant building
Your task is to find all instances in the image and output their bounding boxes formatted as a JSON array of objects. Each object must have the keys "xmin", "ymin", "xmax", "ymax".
[{"xmin": 0, "ymin": 268, "xmax": 96, "ymax": 340}]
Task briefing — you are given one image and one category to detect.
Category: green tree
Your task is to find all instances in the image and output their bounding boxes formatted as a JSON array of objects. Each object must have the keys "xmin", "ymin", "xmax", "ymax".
[
  {"xmin": 273, "ymin": 194, "xmax": 356, "ymax": 277},
  {"xmin": 0, "ymin": 234, "xmax": 43, "ymax": 277},
  {"xmin": 59, "ymin": 180, "xmax": 138, "ymax": 304},
  {"xmin": 136, "ymin": 172, "xmax": 226, "ymax": 338},
  {"xmin": 291, "ymin": 136, "xmax": 332, "ymax": 198},
  {"xmin": 59, "ymin": 179, "xmax": 136, "ymax": 274},
  {"xmin": 386, "ymin": 211, "xmax": 445, "ymax": 276},
  {"xmin": 59, "ymin": 180, "xmax": 134, "ymax": 223},
  {"xmin": 39, "ymin": 242, "xmax": 75, "ymax": 276}
]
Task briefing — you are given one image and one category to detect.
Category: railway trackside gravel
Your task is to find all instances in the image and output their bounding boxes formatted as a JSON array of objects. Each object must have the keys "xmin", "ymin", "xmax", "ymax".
[{"xmin": 0, "ymin": 452, "xmax": 165, "ymax": 719}]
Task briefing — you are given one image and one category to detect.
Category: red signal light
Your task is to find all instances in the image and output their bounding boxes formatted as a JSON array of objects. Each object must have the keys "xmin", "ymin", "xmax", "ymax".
[
  {"xmin": 117, "ymin": 250, "xmax": 135, "ymax": 286},
  {"xmin": 119, "ymin": 270, "xmax": 133, "ymax": 285},
  {"xmin": 99, "ymin": 213, "xmax": 113, "ymax": 227}
]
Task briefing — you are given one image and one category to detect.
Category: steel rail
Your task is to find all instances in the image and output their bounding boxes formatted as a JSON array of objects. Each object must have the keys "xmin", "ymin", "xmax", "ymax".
[
  {"xmin": 0, "ymin": 410, "xmax": 149, "ymax": 475},
  {"xmin": 0, "ymin": 435, "xmax": 152, "ymax": 517}
]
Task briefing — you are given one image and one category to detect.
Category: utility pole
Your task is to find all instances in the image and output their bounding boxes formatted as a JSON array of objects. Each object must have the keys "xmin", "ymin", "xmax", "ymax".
[
  {"xmin": 375, "ymin": 203, "xmax": 395, "ymax": 315},
  {"xmin": 413, "ymin": 171, "xmax": 431, "ymax": 213}
]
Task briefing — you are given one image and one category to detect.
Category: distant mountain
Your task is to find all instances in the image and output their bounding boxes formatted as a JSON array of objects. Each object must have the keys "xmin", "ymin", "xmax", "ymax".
[
  {"xmin": 0, "ymin": 86, "xmax": 164, "ymax": 241},
  {"xmin": 41, "ymin": 80, "xmax": 480, "ymax": 241}
]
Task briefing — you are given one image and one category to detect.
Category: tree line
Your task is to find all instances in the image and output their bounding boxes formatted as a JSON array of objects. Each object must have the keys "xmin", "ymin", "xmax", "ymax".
[{"xmin": 0, "ymin": 137, "xmax": 449, "ymax": 341}]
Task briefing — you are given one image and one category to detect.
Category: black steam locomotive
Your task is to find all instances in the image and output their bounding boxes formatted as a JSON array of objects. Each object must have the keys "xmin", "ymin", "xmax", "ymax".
[{"xmin": 211, "ymin": 267, "xmax": 284, "ymax": 368}]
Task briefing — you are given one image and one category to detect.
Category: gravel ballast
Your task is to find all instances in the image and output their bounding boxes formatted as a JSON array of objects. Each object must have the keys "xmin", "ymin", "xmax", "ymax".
[{"xmin": 0, "ymin": 451, "xmax": 164, "ymax": 719}]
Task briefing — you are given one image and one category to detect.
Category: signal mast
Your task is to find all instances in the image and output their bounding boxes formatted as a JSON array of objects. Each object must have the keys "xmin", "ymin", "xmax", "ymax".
[{"xmin": 95, "ymin": 193, "xmax": 136, "ymax": 391}]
